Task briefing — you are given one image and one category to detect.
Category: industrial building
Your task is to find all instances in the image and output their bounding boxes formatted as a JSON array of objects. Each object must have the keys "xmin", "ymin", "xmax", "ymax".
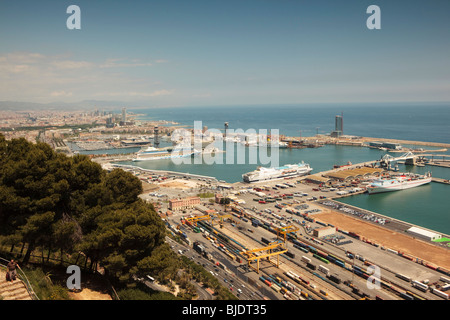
[
  {"xmin": 169, "ymin": 196, "xmax": 201, "ymax": 211},
  {"xmin": 313, "ymin": 226, "xmax": 336, "ymax": 238},
  {"xmin": 407, "ymin": 226, "xmax": 441, "ymax": 241}
]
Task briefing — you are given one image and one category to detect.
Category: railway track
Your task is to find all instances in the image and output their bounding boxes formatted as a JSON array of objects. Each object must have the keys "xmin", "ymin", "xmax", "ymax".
[{"xmin": 191, "ymin": 216, "xmax": 442, "ymax": 300}]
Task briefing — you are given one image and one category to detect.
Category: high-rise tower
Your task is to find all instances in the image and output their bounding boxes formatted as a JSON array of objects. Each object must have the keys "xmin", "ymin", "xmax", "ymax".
[
  {"xmin": 154, "ymin": 126, "xmax": 160, "ymax": 148},
  {"xmin": 331, "ymin": 113, "xmax": 343, "ymax": 137},
  {"xmin": 121, "ymin": 107, "xmax": 127, "ymax": 122}
]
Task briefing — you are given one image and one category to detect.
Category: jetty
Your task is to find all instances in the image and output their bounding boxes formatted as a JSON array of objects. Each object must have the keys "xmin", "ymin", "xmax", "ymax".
[{"xmin": 432, "ymin": 177, "xmax": 450, "ymax": 185}]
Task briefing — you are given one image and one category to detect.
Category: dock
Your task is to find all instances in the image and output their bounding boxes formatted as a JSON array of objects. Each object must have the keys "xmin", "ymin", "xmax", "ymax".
[
  {"xmin": 426, "ymin": 161, "xmax": 450, "ymax": 169},
  {"xmin": 432, "ymin": 177, "xmax": 450, "ymax": 185}
]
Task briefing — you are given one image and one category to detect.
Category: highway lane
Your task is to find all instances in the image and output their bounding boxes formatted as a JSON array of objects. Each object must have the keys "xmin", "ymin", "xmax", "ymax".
[{"xmin": 166, "ymin": 235, "xmax": 272, "ymax": 300}]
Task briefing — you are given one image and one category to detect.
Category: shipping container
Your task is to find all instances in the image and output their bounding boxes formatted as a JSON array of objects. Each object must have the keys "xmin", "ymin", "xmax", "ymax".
[
  {"xmin": 399, "ymin": 292, "xmax": 414, "ymax": 300},
  {"xmin": 301, "ymin": 256, "xmax": 311, "ymax": 263},
  {"xmin": 313, "ymin": 254, "xmax": 329, "ymax": 264},
  {"xmin": 441, "ymin": 284, "xmax": 450, "ymax": 292},
  {"xmin": 306, "ymin": 263, "xmax": 316, "ymax": 270},
  {"xmin": 406, "ymin": 290, "xmax": 426, "ymax": 301},
  {"xmin": 440, "ymin": 276, "xmax": 450, "ymax": 284},
  {"xmin": 285, "ymin": 251, "xmax": 296, "ymax": 259},
  {"xmin": 318, "ymin": 265, "xmax": 330, "ymax": 277},
  {"xmin": 437, "ymin": 267, "xmax": 450, "ymax": 276},
  {"xmin": 432, "ymin": 288, "xmax": 449, "ymax": 300},
  {"xmin": 294, "ymin": 244, "xmax": 309, "ymax": 253},
  {"xmin": 395, "ymin": 273, "xmax": 411, "ymax": 282},
  {"xmin": 411, "ymin": 280, "xmax": 428, "ymax": 292},
  {"xmin": 328, "ymin": 274, "xmax": 341, "ymax": 284},
  {"xmin": 271, "ymin": 283, "xmax": 281, "ymax": 293}
]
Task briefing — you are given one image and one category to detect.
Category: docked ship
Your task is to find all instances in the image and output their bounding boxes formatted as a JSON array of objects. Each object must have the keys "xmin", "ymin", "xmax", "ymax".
[
  {"xmin": 121, "ymin": 137, "xmax": 152, "ymax": 147},
  {"xmin": 242, "ymin": 162, "xmax": 313, "ymax": 183},
  {"xmin": 367, "ymin": 172, "xmax": 432, "ymax": 194},
  {"xmin": 133, "ymin": 146, "xmax": 200, "ymax": 161}
]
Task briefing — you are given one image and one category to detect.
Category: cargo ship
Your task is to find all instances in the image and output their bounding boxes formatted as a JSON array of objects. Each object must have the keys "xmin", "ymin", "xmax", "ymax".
[
  {"xmin": 242, "ymin": 162, "xmax": 313, "ymax": 183},
  {"xmin": 367, "ymin": 172, "xmax": 432, "ymax": 194},
  {"xmin": 133, "ymin": 146, "xmax": 200, "ymax": 161}
]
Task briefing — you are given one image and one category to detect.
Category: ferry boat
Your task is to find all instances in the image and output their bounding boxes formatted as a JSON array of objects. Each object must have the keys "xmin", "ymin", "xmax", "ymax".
[
  {"xmin": 367, "ymin": 172, "xmax": 432, "ymax": 194},
  {"xmin": 121, "ymin": 137, "xmax": 152, "ymax": 147},
  {"xmin": 133, "ymin": 146, "xmax": 200, "ymax": 161},
  {"xmin": 242, "ymin": 162, "xmax": 313, "ymax": 183}
]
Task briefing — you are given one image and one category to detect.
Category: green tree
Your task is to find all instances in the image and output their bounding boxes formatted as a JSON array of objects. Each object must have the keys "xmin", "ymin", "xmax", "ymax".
[{"xmin": 0, "ymin": 134, "xmax": 180, "ymax": 290}]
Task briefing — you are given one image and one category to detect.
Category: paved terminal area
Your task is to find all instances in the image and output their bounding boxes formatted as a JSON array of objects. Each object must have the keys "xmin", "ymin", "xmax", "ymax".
[{"xmin": 112, "ymin": 160, "xmax": 450, "ymax": 299}]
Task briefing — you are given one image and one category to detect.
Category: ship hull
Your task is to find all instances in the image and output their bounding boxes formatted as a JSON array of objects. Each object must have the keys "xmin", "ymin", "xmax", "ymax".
[
  {"xmin": 242, "ymin": 163, "xmax": 312, "ymax": 183},
  {"xmin": 133, "ymin": 150, "xmax": 199, "ymax": 161},
  {"xmin": 367, "ymin": 177, "xmax": 431, "ymax": 194}
]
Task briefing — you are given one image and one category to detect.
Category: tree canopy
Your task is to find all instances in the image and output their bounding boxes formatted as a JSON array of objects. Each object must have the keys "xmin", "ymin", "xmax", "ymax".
[{"xmin": 0, "ymin": 135, "xmax": 178, "ymax": 285}]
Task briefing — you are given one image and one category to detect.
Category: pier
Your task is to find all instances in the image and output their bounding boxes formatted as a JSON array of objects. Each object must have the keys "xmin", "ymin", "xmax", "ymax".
[
  {"xmin": 432, "ymin": 177, "xmax": 450, "ymax": 185},
  {"xmin": 104, "ymin": 163, "xmax": 219, "ymax": 182}
]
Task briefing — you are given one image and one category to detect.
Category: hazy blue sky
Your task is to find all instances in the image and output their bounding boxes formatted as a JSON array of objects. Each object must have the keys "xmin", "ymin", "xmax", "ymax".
[{"xmin": 1, "ymin": 0, "xmax": 449, "ymax": 107}]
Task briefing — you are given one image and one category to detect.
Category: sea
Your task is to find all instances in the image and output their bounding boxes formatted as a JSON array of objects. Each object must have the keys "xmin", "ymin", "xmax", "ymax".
[{"xmin": 86, "ymin": 103, "xmax": 450, "ymax": 235}]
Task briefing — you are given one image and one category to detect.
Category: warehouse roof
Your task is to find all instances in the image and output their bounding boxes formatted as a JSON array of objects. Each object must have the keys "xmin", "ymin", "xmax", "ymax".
[
  {"xmin": 325, "ymin": 167, "xmax": 384, "ymax": 180},
  {"xmin": 407, "ymin": 227, "xmax": 441, "ymax": 240}
]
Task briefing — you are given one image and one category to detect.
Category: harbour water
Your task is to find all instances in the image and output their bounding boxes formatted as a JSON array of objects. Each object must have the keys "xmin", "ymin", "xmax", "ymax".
[
  {"xmin": 131, "ymin": 103, "xmax": 450, "ymax": 144},
  {"xmin": 115, "ymin": 103, "xmax": 450, "ymax": 234}
]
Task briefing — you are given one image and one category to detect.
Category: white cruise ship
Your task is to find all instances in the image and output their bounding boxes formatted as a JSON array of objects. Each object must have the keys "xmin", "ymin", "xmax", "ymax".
[
  {"xmin": 367, "ymin": 172, "xmax": 432, "ymax": 194},
  {"xmin": 242, "ymin": 162, "xmax": 313, "ymax": 183},
  {"xmin": 133, "ymin": 146, "xmax": 200, "ymax": 161}
]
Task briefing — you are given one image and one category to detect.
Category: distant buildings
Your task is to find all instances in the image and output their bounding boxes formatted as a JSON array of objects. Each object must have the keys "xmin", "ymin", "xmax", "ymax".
[{"xmin": 106, "ymin": 114, "xmax": 114, "ymax": 128}]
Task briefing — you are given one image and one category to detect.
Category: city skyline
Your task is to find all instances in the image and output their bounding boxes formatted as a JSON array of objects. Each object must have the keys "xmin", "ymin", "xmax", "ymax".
[{"xmin": 1, "ymin": 0, "xmax": 450, "ymax": 108}]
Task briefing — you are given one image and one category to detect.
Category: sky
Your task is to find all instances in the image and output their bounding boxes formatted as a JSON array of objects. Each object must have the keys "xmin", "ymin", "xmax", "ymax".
[{"xmin": 0, "ymin": 0, "xmax": 450, "ymax": 107}]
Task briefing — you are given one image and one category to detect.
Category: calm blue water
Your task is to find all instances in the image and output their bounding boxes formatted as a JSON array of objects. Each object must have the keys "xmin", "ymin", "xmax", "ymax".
[
  {"xmin": 131, "ymin": 103, "xmax": 450, "ymax": 144},
  {"xmin": 119, "ymin": 103, "xmax": 450, "ymax": 234}
]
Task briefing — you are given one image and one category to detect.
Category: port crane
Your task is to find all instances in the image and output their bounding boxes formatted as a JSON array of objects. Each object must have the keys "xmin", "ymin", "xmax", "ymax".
[
  {"xmin": 240, "ymin": 240, "xmax": 287, "ymax": 274},
  {"xmin": 274, "ymin": 225, "xmax": 299, "ymax": 243},
  {"xmin": 210, "ymin": 213, "xmax": 239, "ymax": 228},
  {"xmin": 380, "ymin": 151, "xmax": 416, "ymax": 163},
  {"xmin": 379, "ymin": 152, "xmax": 417, "ymax": 168},
  {"xmin": 183, "ymin": 214, "xmax": 211, "ymax": 226}
]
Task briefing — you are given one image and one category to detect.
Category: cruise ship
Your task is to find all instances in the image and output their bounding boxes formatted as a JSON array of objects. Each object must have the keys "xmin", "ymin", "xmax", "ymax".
[
  {"xmin": 121, "ymin": 137, "xmax": 152, "ymax": 147},
  {"xmin": 242, "ymin": 162, "xmax": 313, "ymax": 183},
  {"xmin": 133, "ymin": 146, "xmax": 200, "ymax": 161},
  {"xmin": 367, "ymin": 172, "xmax": 432, "ymax": 194}
]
